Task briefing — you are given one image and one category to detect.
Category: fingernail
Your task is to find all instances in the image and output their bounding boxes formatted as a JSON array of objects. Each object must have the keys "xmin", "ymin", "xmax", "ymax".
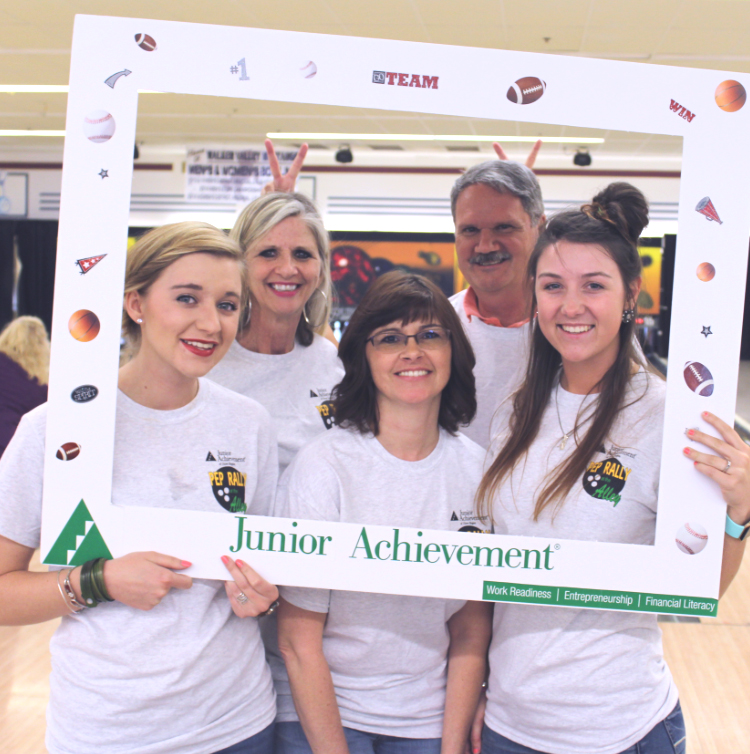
[
  {"xmin": 236, "ymin": 559, "xmax": 246, "ymax": 567},
  {"xmin": 181, "ymin": 560, "xmax": 192, "ymax": 567},
  {"xmin": 683, "ymin": 447, "xmax": 691, "ymax": 455},
  {"xmin": 221, "ymin": 555, "xmax": 229, "ymax": 564},
  {"xmin": 687, "ymin": 429, "xmax": 695, "ymax": 437},
  {"xmin": 702, "ymin": 411, "xmax": 709, "ymax": 417}
]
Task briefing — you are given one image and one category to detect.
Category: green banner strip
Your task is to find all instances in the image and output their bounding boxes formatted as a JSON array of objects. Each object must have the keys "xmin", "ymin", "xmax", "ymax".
[{"xmin": 483, "ymin": 581, "xmax": 718, "ymax": 617}]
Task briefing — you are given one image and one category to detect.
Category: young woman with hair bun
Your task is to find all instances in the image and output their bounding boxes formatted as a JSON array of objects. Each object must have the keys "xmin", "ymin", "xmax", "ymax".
[{"xmin": 475, "ymin": 183, "xmax": 750, "ymax": 754}]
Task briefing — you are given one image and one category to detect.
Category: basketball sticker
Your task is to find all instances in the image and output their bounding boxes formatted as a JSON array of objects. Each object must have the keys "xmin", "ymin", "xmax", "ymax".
[
  {"xmin": 715, "ymin": 80, "xmax": 746, "ymax": 112},
  {"xmin": 582, "ymin": 458, "xmax": 631, "ymax": 506},
  {"xmin": 68, "ymin": 310, "xmax": 100, "ymax": 342},
  {"xmin": 209, "ymin": 466, "xmax": 247, "ymax": 513},
  {"xmin": 697, "ymin": 262, "xmax": 715, "ymax": 282}
]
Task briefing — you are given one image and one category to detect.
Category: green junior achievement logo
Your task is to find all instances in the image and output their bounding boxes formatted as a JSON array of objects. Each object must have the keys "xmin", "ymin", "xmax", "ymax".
[{"xmin": 43, "ymin": 499, "xmax": 112, "ymax": 565}]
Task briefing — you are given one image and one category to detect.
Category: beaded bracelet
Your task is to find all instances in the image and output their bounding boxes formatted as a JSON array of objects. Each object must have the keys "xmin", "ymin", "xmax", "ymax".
[{"xmin": 57, "ymin": 568, "xmax": 86, "ymax": 612}]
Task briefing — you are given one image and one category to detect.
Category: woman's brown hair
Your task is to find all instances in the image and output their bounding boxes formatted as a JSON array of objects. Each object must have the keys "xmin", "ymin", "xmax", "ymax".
[
  {"xmin": 334, "ymin": 271, "xmax": 476, "ymax": 435},
  {"xmin": 477, "ymin": 182, "xmax": 649, "ymax": 522}
]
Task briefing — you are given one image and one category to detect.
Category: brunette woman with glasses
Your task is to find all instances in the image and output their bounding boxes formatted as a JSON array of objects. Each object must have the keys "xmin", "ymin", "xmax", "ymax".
[{"xmin": 273, "ymin": 271, "xmax": 493, "ymax": 754}]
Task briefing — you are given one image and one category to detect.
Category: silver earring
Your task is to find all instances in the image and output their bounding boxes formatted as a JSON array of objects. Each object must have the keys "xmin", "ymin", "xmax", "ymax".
[
  {"xmin": 621, "ymin": 309, "xmax": 634, "ymax": 324},
  {"xmin": 303, "ymin": 288, "xmax": 328, "ymax": 329},
  {"xmin": 136, "ymin": 318, "xmax": 143, "ymax": 324}
]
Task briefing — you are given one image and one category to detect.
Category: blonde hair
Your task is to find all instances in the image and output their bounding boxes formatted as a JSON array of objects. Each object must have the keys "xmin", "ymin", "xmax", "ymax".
[
  {"xmin": 231, "ymin": 192, "xmax": 332, "ymax": 346},
  {"xmin": 122, "ymin": 222, "xmax": 247, "ymax": 351},
  {"xmin": 0, "ymin": 316, "xmax": 50, "ymax": 384}
]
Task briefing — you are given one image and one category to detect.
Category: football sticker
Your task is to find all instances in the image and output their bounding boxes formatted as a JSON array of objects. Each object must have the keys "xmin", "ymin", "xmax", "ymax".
[
  {"xmin": 56, "ymin": 442, "xmax": 81, "ymax": 461},
  {"xmin": 582, "ymin": 458, "xmax": 631, "ymax": 506},
  {"xmin": 209, "ymin": 466, "xmax": 247, "ymax": 513},
  {"xmin": 683, "ymin": 361, "xmax": 714, "ymax": 397},
  {"xmin": 506, "ymin": 77, "xmax": 546, "ymax": 105}
]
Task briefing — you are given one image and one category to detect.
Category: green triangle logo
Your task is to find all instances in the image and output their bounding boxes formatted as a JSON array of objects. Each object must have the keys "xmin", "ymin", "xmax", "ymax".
[{"xmin": 43, "ymin": 499, "xmax": 113, "ymax": 566}]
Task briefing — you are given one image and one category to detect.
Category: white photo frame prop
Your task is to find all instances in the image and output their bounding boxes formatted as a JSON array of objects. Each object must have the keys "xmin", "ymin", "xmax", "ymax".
[{"xmin": 41, "ymin": 15, "xmax": 750, "ymax": 617}]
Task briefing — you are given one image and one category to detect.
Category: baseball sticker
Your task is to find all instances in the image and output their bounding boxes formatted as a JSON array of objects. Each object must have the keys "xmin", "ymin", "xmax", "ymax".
[
  {"xmin": 300, "ymin": 61, "xmax": 317, "ymax": 78},
  {"xmin": 68, "ymin": 309, "xmax": 101, "ymax": 342},
  {"xmin": 83, "ymin": 110, "xmax": 116, "ymax": 143},
  {"xmin": 675, "ymin": 522, "xmax": 708, "ymax": 554}
]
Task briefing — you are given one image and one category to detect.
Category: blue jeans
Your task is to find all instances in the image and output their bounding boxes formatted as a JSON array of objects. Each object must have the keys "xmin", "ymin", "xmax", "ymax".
[
  {"xmin": 481, "ymin": 702, "xmax": 686, "ymax": 754},
  {"xmin": 213, "ymin": 722, "xmax": 275, "ymax": 754},
  {"xmin": 275, "ymin": 721, "xmax": 441, "ymax": 754}
]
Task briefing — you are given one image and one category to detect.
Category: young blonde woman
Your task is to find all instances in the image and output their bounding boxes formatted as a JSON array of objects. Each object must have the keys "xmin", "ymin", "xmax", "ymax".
[
  {"xmin": 475, "ymin": 183, "xmax": 750, "ymax": 754},
  {"xmin": 275, "ymin": 272, "xmax": 493, "ymax": 754},
  {"xmin": 0, "ymin": 222, "xmax": 280, "ymax": 754},
  {"xmin": 0, "ymin": 315, "xmax": 49, "ymax": 455}
]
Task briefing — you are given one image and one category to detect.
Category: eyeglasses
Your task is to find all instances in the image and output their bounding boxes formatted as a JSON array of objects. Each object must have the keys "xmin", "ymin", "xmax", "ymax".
[{"xmin": 367, "ymin": 327, "xmax": 451, "ymax": 352}]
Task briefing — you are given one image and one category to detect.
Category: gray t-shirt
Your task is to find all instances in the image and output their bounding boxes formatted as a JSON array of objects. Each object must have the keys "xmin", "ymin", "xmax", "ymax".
[
  {"xmin": 449, "ymin": 289, "xmax": 529, "ymax": 449},
  {"xmin": 0, "ymin": 379, "xmax": 278, "ymax": 754},
  {"xmin": 484, "ymin": 371, "xmax": 678, "ymax": 754},
  {"xmin": 209, "ymin": 334, "xmax": 344, "ymax": 476},
  {"xmin": 276, "ymin": 426, "xmax": 488, "ymax": 737}
]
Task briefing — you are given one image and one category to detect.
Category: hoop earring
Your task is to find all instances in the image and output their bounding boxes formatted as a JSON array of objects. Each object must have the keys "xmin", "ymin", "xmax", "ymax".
[
  {"xmin": 303, "ymin": 288, "xmax": 328, "ymax": 329},
  {"xmin": 621, "ymin": 308, "xmax": 635, "ymax": 324}
]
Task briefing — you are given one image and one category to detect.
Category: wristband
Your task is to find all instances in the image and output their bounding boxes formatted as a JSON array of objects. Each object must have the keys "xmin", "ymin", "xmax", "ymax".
[
  {"xmin": 91, "ymin": 558, "xmax": 114, "ymax": 602},
  {"xmin": 79, "ymin": 559, "xmax": 100, "ymax": 607},
  {"xmin": 725, "ymin": 512, "xmax": 750, "ymax": 540}
]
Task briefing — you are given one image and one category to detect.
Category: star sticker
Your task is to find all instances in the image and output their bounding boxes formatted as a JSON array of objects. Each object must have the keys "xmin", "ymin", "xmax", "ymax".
[
  {"xmin": 701, "ymin": 326, "xmax": 712, "ymax": 338},
  {"xmin": 98, "ymin": 169, "xmax": 109, "ymax": 179}
]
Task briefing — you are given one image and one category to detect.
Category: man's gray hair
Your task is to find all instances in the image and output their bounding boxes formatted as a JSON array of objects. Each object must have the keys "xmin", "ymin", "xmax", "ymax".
[{"xmin": 450, "ymin": 160, "xmax": 544, "ymax": 225}]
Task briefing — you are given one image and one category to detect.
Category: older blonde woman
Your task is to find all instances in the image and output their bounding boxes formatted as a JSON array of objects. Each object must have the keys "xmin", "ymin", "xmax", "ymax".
[
  {"xmin": 209, "ymin": 192, "xmax": 343, "ymax": 476},
  {"xmin": 0, "ymin": 315, "xmax": 49, "ymax": 455}
]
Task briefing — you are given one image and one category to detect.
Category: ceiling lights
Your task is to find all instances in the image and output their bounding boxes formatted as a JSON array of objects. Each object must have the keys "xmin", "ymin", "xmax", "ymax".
[{"xmin": 268, "ymin": 133, "xmax": 604, "ymax": 144}]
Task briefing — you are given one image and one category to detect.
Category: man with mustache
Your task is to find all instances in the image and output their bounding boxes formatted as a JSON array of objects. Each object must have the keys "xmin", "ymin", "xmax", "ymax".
[{"xmin": 449, "ymin": 148, "xmax": 546, "ymax": 448}]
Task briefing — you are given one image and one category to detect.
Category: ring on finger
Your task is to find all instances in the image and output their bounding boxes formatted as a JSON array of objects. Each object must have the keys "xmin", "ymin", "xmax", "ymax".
[
  {"xmin": 723, "ymin": 459, "xmax": 732, "ymax": 474},
  {"xmin": 236, "ymin": 591, "xmax": 249, "ymax": 604}
]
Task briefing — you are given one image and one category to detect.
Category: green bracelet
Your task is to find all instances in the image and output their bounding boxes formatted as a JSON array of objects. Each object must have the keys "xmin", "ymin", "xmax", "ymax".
[
  {"xmin": 92, "ymin": 558, "xmax": 114, "ymax": 602},
  {"xmin": 79, "ymin": 559, "xmax": 99, "ymax": 608}
]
